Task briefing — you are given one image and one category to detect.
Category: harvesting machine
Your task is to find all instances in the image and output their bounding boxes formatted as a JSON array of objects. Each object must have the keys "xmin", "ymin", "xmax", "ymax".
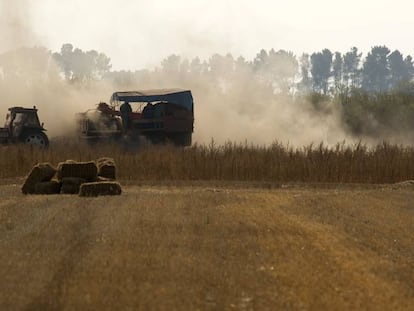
[{"xmin": 76, "ymin": 89, "xmax": 194, "ymax": 146}]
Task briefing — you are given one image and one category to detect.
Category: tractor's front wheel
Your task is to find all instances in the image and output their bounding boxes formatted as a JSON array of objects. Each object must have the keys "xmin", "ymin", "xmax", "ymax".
[{"xmin": 22, "ymin": 131, "xmax": 49, "ymax": 148}]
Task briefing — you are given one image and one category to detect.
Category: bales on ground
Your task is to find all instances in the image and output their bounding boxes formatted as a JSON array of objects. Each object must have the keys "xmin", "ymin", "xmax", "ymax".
[
  {"xmin": 60, "ymin": 177, "xmax": 87, "ymax": 194},
  {"xmin": 22, "ymin": 158, "xmax": 121, "ymax": 196},
  {"xmin": 97, "ymin": 157, "xmax": 116, "ymax": 180},
  {"xmin": 57, "ymin": 160, "xmax": 98, "ymax": 181},
  {"xmin": 79, "ymin": 181, "xmax": 122, "ymax": 197},
  {"xmin": 34, "ymin": 180, "xmax": 61, "ymax": 194},
  {"xmin": 21, "ymin": 163, "xmax": 57, "ymax": 194}
]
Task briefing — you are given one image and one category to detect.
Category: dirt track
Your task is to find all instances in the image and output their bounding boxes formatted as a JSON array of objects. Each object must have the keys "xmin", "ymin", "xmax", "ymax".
[{"xmin": 0, "ymin": 181, "xmax": 413, "ymax": 310}]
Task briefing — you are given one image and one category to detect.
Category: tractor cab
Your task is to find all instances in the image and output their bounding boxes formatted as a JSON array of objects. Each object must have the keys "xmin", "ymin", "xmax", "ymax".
[{"xmin": 0, "ymin": 107, "xmax": 49, "ymax": 147}]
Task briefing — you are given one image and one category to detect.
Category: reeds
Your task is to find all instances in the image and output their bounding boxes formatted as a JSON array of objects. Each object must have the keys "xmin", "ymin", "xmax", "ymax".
[{"xmin": 2, "ymin": 140, "xmax": 414, "ymax": 184}]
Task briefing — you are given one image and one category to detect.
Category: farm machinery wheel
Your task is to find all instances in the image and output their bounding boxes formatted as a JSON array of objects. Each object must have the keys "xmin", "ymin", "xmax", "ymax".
[{"xmin": 22, "ymin": 131, "xmax": 49, "ymax": 148}]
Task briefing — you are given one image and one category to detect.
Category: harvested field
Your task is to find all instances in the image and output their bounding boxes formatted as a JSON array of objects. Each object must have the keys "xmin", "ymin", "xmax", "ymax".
[{"xmin": 0, "ymin": 180, "xmax": 413, "ymax": 310}]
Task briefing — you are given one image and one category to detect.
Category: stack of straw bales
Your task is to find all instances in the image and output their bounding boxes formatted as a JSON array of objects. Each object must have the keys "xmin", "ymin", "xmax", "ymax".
[{"xmin": 21, "ymin": 157, "xmax": 121, "ymax": 196}]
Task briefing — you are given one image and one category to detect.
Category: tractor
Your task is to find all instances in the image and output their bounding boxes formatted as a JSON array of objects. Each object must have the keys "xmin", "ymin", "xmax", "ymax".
[
  {"xmin": 0, "ymin": 106, "xmax": 49, "ymax": 147},
  {"xmin": 76, "ymin": 89, "xmax": 194, "ymax": 146}
]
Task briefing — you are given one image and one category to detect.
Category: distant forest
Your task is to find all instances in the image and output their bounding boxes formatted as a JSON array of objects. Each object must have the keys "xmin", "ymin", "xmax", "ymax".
[{"xmin": 1, "ymin": 44, "xmax": 414, "ymax": 140}]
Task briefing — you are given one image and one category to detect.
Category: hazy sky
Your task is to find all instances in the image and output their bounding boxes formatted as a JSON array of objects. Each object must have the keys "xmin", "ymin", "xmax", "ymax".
[{"xmin": 2, "ymin": 0, "xmax": 414, "ymax": 70}]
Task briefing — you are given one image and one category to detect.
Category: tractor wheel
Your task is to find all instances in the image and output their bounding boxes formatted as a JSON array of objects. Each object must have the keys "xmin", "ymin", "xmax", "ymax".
[{"xmin": 22, "ymin": 131, "xmax": 49, "ymax": 148}]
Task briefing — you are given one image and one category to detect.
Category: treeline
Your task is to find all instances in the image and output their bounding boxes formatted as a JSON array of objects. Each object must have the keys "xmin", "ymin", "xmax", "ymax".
[
  {"xmin": 48, "ymin": 44, "xmax": 414, "ymax": 96},
  {"xmin": 1, "ymin": 44, "xmax": 414, "ymax": 141}
]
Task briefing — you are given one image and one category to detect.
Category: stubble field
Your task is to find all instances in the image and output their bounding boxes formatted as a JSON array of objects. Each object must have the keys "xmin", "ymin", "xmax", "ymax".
[{"xmin": 1, "ymin": 179, "xmax": 413, "ymax": 310}]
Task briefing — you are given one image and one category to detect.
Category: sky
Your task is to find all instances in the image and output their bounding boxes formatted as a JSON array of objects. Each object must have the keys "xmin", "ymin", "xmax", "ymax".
[{"xmin": 1, "ymin": 0, "xmax": 414, "ymax": 70}]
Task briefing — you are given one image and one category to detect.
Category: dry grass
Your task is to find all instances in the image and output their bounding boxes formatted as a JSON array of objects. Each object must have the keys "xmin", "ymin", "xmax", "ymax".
[{"xmin": 1, "ymin": 139, "xmax": 414, "ymax": 183}]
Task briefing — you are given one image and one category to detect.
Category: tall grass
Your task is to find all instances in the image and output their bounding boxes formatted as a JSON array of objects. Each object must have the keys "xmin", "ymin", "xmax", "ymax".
[{"xmin": 1, "ymin": 140, "xmax": 414, "ymax": 183}]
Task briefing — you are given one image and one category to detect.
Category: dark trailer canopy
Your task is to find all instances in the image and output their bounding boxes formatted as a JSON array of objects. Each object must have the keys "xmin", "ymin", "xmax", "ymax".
[{"xmin": 110, "ymin": 89, "xmax": 193, "ymax": 111}]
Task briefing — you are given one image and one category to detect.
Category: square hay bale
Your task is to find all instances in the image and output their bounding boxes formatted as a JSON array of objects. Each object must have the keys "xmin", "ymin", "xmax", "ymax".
[
  {"xmin": 79, "ymin": 181, "xmax": 122, "ymax": 197},
  {"xmin": 97, "ymin": 157, "xmax": 116, "ymax": 180},
  {"xmin": 22, "ymin": 163, "xmax": 57, "ymax": 194},
  {"xmin": 34, "ymin": 180, "xmax": 61, "ymax": 195},
  {"xmin": 57, "ymin": 161, "xmax": 97, "ymax": 181},
  {"xmin": 61, "ymin": 177, "xmax": 87, "ymax": 194}
]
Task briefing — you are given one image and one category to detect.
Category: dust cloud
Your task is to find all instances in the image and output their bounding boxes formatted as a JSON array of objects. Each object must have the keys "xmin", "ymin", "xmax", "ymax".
[
  {"xmin": 130, "ymin": 70, "xmax": 356, "ymax": 146},
  {"xmin": 0, "ymin": 0, "xmax": 112, "ymax": 138},
  {"xmin": 0, "ymin": 57, "xmax": 355, "ymax": 146},
  {"xmin": 0, "ymin": 0, "xmax": 360, "ymax": 146},
  {"xmin": 0, "ymin": 47, "xmax": 355, "ymax": 146},
  {"xmin": 192, "ymin": 90, "xmax": 352, "ymax": 146},
  {"xmin": 0, "ymin": 49, "xmax": 113, "ymax": 138},
  {"xmin": 0, "ymin": 0, "xmax": 39, "ymax": 53}
]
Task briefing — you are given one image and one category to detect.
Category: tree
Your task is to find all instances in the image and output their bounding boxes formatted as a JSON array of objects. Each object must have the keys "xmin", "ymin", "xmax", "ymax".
[
  {"xmin": 208, "ymin": 53, "xmax": 235, "ymax": 78},
  {"xmin": 269, "ymin": 49, "xmax": 298, "ymax": 93},
  {"xmin": 310, "ymin": 49, "xmax": 332, "ymax": 94},
  {"xmin": 343, "ymin": 47, "xmax": 361, "ymax": 89},
  {"xmin": 332, "ymin": 52, "xmax": 343, "ymax": 92},
  {"xmin": 361, "ymin": 46, "xmax": 390, "ymax": 93},
  {"xmin": 297, "ymin": 53, "xmax": 312, "ymax": 95},
  {"xmin": 404, "ymin": 55, "xmax": 414, "ymax": 79},
  {"xmin": 234, "ymin": 56, "xmax": 250, "ymax": 75},
  {"xmin": 53, "ymin": 43, "xmax": 111, "ymax": 82},
  {"xmin": 189, "ymin": 57, "xmax": 204, "ymax": 76},
  {"xmin": 253, "ymin": 49, "xmax": 298, "ymax": 93},
  {"xmin": 388, "ymin": 50, "xmax": 414, "ymax": 89},
  {"xmin": 161, "ymin": 54, "xmax": 182, "ymax": 74}
]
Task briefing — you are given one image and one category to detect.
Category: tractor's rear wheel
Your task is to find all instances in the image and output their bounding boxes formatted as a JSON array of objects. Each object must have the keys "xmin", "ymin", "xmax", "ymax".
[{"xmin": 22, "ymin": 131, "xmax": 49, "ymax": 148}]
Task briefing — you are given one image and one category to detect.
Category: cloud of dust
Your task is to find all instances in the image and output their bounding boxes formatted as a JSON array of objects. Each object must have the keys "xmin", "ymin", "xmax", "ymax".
[
  {"xmin": 0, "ymin": 0, "xmax": 39, "ymax": 53},
  {"xmin": 131, "ymin": 67, "xmax": 357, "ymax": 146},
  {"xmin": 0, "ymin": 1, "xmax": 117, "ymax": 137},
  {"xmin": 0, "ymin": 46, "xmax": 356, "ymax": 146},
  {"xmin": 0, "ymin": 0, "xmax": 396, "ymax": 147},
  {"xmin": 0, "ymin": 49, "xmax": 114, "ymax": 138},
  {"xmin": 192, "ymin": 90, "xmax": 353, "ymax": 146}
]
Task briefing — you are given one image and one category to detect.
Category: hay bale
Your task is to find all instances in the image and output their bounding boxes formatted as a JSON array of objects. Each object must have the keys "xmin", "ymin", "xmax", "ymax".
[
  {"xmin": 61, "ymin": 177, "xmax": 87, "ymax": 194},
  {"xmin": 79, "ymin": 181, "xmax": 122, "ymax": 197},
  {"xmin": 34, "ymin": 180, "xmax": 61, "ymax": 195},
  {"xmin": 97, "ymin": 157, "xmax": 116, "ymax": 180},
  {"xmin": 55, "ymin": 160, "xmax": 76, "ymax": 180},
  {"xmin": 21, "ymin": 163, "xmax": 57, "ymax": 194},
  {"xmin": 57, "ymin": 161, "xmax": 97, "ymax": 181}
]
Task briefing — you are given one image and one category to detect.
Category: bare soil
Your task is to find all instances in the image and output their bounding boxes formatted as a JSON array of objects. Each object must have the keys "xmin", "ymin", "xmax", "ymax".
[{"xmin": 0, "ymin": 180, "xmax": 413, "ymax": 310}]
